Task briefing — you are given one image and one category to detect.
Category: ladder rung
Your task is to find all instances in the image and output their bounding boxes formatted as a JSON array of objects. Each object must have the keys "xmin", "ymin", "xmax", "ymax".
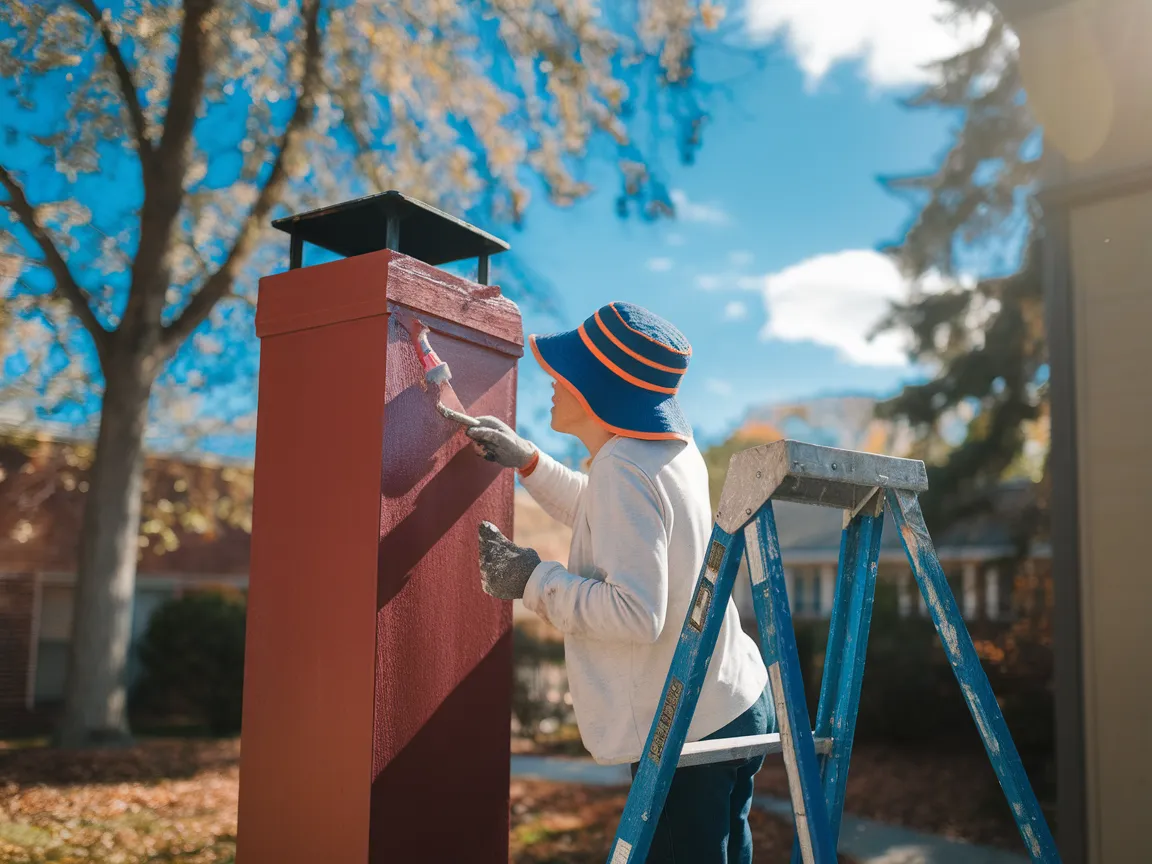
[{"xmin": 676, "ymin": 733, "xmax": 832, "ymax": 768}]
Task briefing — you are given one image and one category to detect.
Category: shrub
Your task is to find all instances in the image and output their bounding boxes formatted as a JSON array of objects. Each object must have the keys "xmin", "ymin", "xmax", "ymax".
[
  {"xmin": 784, "ymin": 580, "xmax": 979, "ymax": 746},
  {"xmin": 132, "ymin": 590, "xmax": 247, "ymax": 736},
  {"xmin": 855, "ymin": 596, "xmax": 972, "ymax": 745},
  {"xmin": 853, "ymin": 577, "xmax": 1053, "ymax": 756}
]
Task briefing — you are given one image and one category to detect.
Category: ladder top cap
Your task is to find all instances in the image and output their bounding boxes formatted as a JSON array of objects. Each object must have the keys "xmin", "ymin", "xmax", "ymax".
[
  {"xmin": 271, "ymin": 190, "xmax": 510, "ymax": 267},
  {"xmin": 715, "ymin": 439, "xmax": 929, "ymax": 533}
]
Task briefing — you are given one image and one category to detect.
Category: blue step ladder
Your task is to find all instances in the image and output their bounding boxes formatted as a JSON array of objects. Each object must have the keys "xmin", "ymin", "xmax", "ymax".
[{"xmin": 607, "ymin": 440, "xmax": 1060, "ymax": 864}]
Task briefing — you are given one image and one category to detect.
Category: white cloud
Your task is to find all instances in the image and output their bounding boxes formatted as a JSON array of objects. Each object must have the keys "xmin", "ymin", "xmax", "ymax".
[
  {"xmin": 670, "ymin": 189, "xmax": 731, "ymax": 225},
  {"xmin": 754, "ymin": 248, "xmax": 922, "ymax": 367},
  {"xmin": 745, "ymin": 0, "xmax": 991, "ymax": 89},
  {"xmin": 666, "ymin": 233, "xmax": 686, "ymax": 247},
  {"xmin": 693, "ymin": 248, "xmax": 967, "ymax": 366},
  {"xmin": 723, "ymin": 301, "xmax": 748, "ymax": 321},
  {"xmin": 646, "ymin": 257, "xmax": 674, "ymax": 272},
  {"xmin": 696, "ymin": 272, "xmax": 779, "ymax": 293},
  {"xmin": 729, "ymin": 250, "xmax": 754, "ymax": 267},
  {"xmin": 706, "ymin": 379, "xmax": 735, "ymax": 396}
]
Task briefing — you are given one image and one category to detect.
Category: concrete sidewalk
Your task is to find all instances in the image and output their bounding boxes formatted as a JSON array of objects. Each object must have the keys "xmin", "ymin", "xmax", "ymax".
[
  {"xmin": 509, "ymin": 755, "xmax": 1028, "ymax": 864},
  {"xmin": 753, "ymin": 795, "xmax": 1028, "ymax": 864},
  {"xmin": 511, "ymin": 754, "xmax": 631, "ymax": 785}
]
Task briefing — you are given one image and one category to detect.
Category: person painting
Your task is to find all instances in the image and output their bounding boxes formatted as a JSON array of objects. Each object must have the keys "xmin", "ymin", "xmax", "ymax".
[{"xmin": 466, "ymin": 301, "xmax": 773, "ymax": 864}]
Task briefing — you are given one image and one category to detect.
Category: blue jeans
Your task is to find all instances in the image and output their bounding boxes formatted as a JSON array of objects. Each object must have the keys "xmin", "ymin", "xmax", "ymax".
[{"xmin": 629, "ymin": 687, "xmax": 775, "ymax": 864}]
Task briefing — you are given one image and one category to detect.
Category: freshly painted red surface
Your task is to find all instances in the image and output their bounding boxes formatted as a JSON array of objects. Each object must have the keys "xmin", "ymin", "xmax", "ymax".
[{"xmin": 237, "ymin": 249, "xmax": 522, "ymax": 864}]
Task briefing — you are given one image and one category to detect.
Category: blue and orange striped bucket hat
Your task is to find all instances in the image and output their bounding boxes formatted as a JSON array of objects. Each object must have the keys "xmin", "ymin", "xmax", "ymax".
[{"xmin": 529, "ymin": 302, "xmax": 692, "ymax": 441}]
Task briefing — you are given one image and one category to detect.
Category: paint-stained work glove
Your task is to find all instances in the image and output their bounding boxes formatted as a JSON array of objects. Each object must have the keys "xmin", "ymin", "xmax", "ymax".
[
  {"xmin": 465, "ymin": 416, "xmax": 537, "ymax": 469},
  {"xmin": 478, "ymin": 521, "xmax": 541, "ymax": 601}
]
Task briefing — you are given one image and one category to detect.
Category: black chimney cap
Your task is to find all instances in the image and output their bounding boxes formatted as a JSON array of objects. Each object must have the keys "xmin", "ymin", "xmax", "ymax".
[{"xmin": 272, "ymin": 190, "xmax": 509, "ymax": 273}]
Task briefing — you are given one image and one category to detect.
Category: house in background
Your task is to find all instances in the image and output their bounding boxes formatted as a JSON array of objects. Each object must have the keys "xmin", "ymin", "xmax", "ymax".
[
  {"xmin": 512, "ymin": 458, "xmax": 1048, "ymax": 633},
  {"xmin": 710, "ymin": 397, "xmax": 1050, "ymax": 633},
  {"xmin": 0, "ymin": 417, "xmax": 1049, "ymax": 736},
  {"xmin": 0, "ymin": 432, "xmax": 251, "ymax": 735},
  {"xmin": 731, "ymin": 481, "xmax": 1050, "ymax": 630},
  {"xmin": 0, "ymin": 434, "xmax": 576, "ymax": 734}
]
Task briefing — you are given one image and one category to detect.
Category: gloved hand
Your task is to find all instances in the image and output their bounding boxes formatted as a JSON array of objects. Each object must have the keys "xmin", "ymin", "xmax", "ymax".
[
  {"xmin": 478, "ymin": 521, "xmax": 541, "ymax": 600},
  {"xmin": 465, "ymin": 416, "xmax": 537, "ymax": 470}
]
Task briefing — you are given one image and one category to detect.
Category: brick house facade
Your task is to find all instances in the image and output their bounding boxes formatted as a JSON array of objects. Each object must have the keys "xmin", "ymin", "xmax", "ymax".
[
  {"xmin": 0, "ymin": 572, "xmax": 36, "ymax": 733},
  {"xmin": 0, "ymin": 433, "xmax": 251, "ymax": 735}
]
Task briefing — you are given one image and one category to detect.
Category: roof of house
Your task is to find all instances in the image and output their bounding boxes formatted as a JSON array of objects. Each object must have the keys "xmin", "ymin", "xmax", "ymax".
[{"xmin": 772, "ymin": 479, "xmax": 1041, "ymax": 559}]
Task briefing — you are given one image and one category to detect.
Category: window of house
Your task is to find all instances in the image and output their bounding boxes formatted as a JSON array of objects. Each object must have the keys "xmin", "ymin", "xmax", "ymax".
[
  {"xmin": 34, "ymin": 583, "xmax": 74, "ymax": 704},
  {"xmin": 788, "ymin": 568, "xmax": 803, "ymax": 616},
  {"xmin": 33, "ymin": 580, "xmax": 178, "ymax": 706},
  {"xmin": 962, "ymin": 563, "xmax": 980, "ymax": 620},
  {"xmin": 819, "ymin": 565, "xmax": 835, "ymax": 616},
  {"xmin": 127, "ymin": 586, "xmax": 178, "ymax": 687},
  {"xmin": 895, "ymin": 568, "xmax": 914, "ymax": 618},
  {"xmin": 985, "ymin": 566, "xmax": 1003, "ymax": 621},
  {"xmin": 792, "ymin": 567, "xmax": 817, "ymax": 618},
  {"xmin": 944, "ymin": 566, "xmax": 963, "ymax": 604}
]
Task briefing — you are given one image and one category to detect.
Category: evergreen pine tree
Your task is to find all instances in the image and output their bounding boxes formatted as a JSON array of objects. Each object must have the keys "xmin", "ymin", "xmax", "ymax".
[{"xmin": 875, "ymin": 1, "xmax": 1048, "ymax": 542}]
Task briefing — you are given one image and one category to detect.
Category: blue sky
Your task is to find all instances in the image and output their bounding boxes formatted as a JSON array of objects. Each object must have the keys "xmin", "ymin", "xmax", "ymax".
[
  {"xmin": 1, "ymin": 1, "xmax": 994, "ymax": 461},
  {"xmin": 504, "ymin": 1, "xmax": 989, "ymax": 456}
]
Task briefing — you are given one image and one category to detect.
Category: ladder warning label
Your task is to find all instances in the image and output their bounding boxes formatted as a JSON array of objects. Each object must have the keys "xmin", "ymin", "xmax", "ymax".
[
  {"xmin": 611, "ymin": 839, "xmax": 633, "ymax": 863},
  {"xmin": 704, "ymin": 540, "xmax": 726, "ymax": 582},
  {"xmin": 689, "ymin": 580, "xmax": 713, "ymax": 633},
  {"xmin": 648, "ymin": 678, "xmax": 683, "ymax": 764}
]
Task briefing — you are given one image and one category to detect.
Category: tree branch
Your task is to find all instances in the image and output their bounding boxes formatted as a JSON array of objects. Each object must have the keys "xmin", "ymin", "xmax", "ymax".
[
  {"xmin": 0, "ymin": 165, "xmax": 110, "ymax": 361},
  {"xmin": 160, "ymin": 0, "xmax": 324, "ymax": 355},
  {"xmin": 69, "ymin": 0, "xmax": 154, "ymax": 169},
  {"xmin": 125, "ymin": 0, "xmax": 215, "ymax": 331},
  {"xmin": 154, "ymin": 0, "xmax": 214, "ymax": 174}
]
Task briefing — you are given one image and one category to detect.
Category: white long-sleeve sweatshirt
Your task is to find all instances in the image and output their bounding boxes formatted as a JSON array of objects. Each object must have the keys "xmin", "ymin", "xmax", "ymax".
[{"xmin": 520, "ymin": 435, "xmax": 768, "ymax": 765}]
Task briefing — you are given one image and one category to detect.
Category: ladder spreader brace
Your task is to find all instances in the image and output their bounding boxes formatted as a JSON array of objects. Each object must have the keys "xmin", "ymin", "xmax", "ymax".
[{"xmin": 607, "ymin": 439, "xmax": 1060, "ymax": 864}]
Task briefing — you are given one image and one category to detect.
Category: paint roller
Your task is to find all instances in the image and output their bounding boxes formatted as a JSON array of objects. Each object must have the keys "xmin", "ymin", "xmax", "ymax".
[{"xmin": 395, "ymin": 310, "xmax": 479, "ymax": 428}]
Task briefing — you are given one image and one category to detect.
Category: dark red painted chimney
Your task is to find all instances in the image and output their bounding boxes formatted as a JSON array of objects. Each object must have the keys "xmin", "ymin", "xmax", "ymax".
[{"xmin": 237, "ymin": 193, "xmax": 520, "ymax": 864}]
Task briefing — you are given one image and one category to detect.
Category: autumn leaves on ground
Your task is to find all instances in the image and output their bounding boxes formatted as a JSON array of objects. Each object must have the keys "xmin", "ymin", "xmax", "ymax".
[
  {"xmin": 0, "ymin": 738, "xmax": 822, "ymax": 864},
  {"xmin": 0, "ymin": 736, "xmax": 1023, "ymax": 863},
  {"xmin": 0, "ymin": 740, "xmax": 238, "ymax": 864}
]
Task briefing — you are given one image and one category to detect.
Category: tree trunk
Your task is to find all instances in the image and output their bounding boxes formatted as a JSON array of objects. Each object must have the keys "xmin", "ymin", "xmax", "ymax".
[{"xmin": 58, "ymin": 353, "xmax": 154, "ymax": 748}]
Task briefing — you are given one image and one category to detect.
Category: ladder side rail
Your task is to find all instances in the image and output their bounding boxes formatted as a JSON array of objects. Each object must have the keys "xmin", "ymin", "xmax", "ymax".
[
  {"xmin": 605, "ymin": 526, "xmax": 748, "ymax": 864},
  {"xmin": 789, "ymin": 514, "xmax": 861, "ymax": 864},
  {"xmin": 745, "ymin": 504, "xmax": 837, "ymax": 864},
  {"xmin": 820, "ymin": 511, "xmax": 884, "ymax": 843},
  {"xmin": 812, "ymin": 522, "xmax": 857, "ymax": 739},
  {"xmin": 887, "ymin": 488, "xmax": 1061, "ymax": 864},
  {"xmin": 791, "ymin": 511, "xmax": 884, "ymax": 863}
]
